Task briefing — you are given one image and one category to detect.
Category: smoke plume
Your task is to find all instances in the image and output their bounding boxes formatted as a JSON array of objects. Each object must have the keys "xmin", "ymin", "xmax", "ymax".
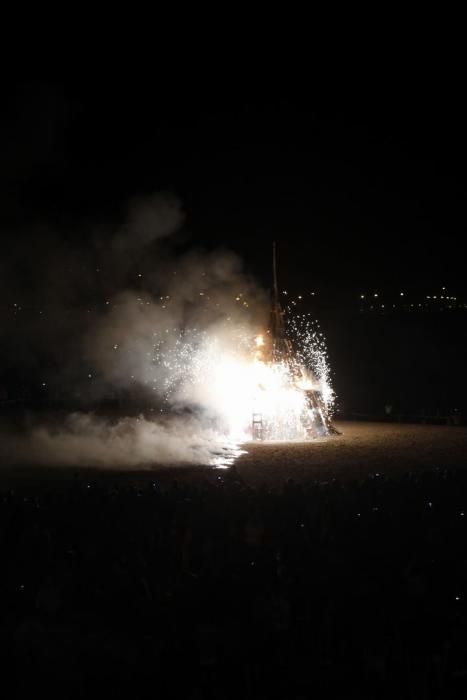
[{"xmin": 0, "ymin": 192, "xmax": 267, "ymax": 468}]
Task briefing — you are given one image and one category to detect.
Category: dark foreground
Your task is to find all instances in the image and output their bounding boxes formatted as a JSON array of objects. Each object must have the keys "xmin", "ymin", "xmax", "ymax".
[
  {"xmin": 2, "ymin": 465, "xmax": 467, "ymax": 697},
  {"xmin": 3, "ymin": 422, "xmax": 467, "ymax": 698}
]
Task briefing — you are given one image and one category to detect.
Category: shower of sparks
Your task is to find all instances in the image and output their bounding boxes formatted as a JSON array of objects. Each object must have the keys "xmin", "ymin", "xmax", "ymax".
[
  {"xmin": 288, "ymin": 312, "xmax": 335, "ymax": 412},
  {"xmin": 142, "ymin": 298, "xmax": 335, "ymax": 445}
]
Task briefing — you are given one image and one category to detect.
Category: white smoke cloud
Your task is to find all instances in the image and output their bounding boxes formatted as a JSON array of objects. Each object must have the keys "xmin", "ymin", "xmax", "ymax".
[
  {"xmin": 112, "ymin": 191, "xmax": 184, "ymax": 252},
  {"xmin": 0, "ymin": 413, "xmax": 228, "ymax": 468},
  {"xmin": 0, "ymin": 191, "xmax": 267, "ymax": 469}
]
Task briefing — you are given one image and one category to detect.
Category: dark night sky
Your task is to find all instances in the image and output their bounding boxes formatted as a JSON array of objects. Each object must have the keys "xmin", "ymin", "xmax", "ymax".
[{"xmin": 1, "ymin": 78, "xmax": 466, "ymax": 299}]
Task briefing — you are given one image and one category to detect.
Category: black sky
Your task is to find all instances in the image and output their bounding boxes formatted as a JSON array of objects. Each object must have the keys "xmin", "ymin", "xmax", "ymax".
[{"xmin": 1, "ymin": 78, "xmax": 466, "ymax": 299}]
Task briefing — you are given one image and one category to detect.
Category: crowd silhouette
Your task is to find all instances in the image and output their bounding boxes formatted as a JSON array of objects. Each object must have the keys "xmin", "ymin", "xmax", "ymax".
[{"xmin": 2, "ymin": 465, "xmax": 467, "ymax": 698}]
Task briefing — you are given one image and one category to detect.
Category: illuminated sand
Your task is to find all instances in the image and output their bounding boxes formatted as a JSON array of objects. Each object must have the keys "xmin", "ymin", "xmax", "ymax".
[
  {"xmin": 234, "ymin": 421, "xmax": 467, "ymax": 484},
  {"xmin": 2, "ymin": 421, "xmax": 467, "ymax": 491}
]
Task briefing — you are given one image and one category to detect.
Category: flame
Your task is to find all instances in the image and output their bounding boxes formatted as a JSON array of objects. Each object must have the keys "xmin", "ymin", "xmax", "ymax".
[
  {"xmin": 177, "ymin": 330, "xmax": 334, "ymax": 442},
  {"xmin": 149, "ymin": 308, "xmax": 335, "ymax": 444}
]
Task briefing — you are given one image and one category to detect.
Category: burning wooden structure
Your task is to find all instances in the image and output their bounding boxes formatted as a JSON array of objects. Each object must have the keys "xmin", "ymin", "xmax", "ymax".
[{"xmin": 252, "ymin": 243, "xmax": 338, "ymax": 440}]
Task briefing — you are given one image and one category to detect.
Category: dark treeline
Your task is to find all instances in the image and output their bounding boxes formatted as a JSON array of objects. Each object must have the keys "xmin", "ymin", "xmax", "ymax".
[{"xmin": 326, "ymin": 309, "xmax": 467, "ymax": 417}]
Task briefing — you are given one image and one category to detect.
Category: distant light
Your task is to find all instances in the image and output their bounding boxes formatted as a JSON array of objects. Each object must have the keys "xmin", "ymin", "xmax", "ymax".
[
  {"xmin": 360, "ymin": 294, "xmax": 365, "ymax": 299},
  {"xmin": 400, "ymin": 292, "xmax": 404, "ymax": 296},
  {"xmin": 374, "ymin": 293, "xmax": 378, "ymax": 297}
]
